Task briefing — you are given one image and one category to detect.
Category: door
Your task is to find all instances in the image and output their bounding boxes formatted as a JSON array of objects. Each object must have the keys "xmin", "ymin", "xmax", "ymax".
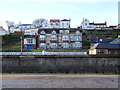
[{"xmin": 26, "ymin": 45, "xmax": 33, "ymax": 49}]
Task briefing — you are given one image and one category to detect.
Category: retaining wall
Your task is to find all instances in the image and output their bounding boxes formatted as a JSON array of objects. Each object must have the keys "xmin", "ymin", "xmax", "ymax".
[{"xmin": 1, "ymin": 55, "xmax": 120, "ymax": 74}]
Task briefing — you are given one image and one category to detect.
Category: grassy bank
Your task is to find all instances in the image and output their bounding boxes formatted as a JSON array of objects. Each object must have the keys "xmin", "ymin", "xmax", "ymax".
[{"xmin": 1, "ymin": 48, "xmax": 88, "ymax": 52}]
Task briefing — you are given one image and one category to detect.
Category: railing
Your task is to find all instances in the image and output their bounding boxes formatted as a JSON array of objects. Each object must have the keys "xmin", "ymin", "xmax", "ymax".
[{"xmin": 0, "ymin": 52, "xmax": 87, "ymax": 56}]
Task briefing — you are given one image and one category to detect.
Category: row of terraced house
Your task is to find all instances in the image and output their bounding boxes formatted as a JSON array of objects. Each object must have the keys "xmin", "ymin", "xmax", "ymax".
[{"xmin": 23, "ymin": 19, "xmax": 82, "ymax": 49}]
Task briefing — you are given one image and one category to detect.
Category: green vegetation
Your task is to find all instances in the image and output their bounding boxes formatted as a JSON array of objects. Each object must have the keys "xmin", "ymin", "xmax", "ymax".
[
  {"xmin": 2, "ymin": 29, "xmax": 120, "ymax": 52},
  {"xmin": 48, "ymin": 49, "xmax": 87, "ymax": 52},
  {"xmin": 2, "ymin": 49, "xmax": 87, "ymax": 52},
  {"xmin": 2, "ymin": 33, "xmax": 88, "ymax": 52},
  {"xmin": 2, "ymin": 33, "xmax": 21, "ymax": 50}
]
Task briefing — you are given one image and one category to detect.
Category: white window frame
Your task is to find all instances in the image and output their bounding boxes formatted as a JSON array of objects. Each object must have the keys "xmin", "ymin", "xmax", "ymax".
[
  {"xmin": 62, "ymin": 35, "xmax": 69, "ymax": 40},
  {"xmin": 26, "ymin": 38, "xmax": 33, "ymax": 44},
  {"xmin": 62, "ymin": 43, "xmax": 69, "ymax": 48},
  {"xmin": 51, "ymin": 43, "xmax": 57, "ymax": 48},
  {"xmin": 51, "ymin": 35, "xmax": 57, "ymax": 40},
  {"xmin": 39, "ymin": 43, "xmax": 46, "ymax": 48},
  {"xmin": 39, "ymin": 35, "xmax": 46, "ymax": 40}
]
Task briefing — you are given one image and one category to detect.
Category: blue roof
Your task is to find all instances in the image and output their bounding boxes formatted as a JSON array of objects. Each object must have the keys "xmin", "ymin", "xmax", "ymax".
[{"xmin": 96, "ymin": 44, "xmax": 120, "ymax": 49}]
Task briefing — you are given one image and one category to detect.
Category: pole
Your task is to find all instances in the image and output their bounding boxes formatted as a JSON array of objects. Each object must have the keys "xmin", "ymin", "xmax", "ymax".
[
  {"xmin": 21, "ymin": 36, "xmax": 22, "ymax": 53},
  {"xmin": 20, "ymin": 23, "xmax": 22, "ymax": 55}
]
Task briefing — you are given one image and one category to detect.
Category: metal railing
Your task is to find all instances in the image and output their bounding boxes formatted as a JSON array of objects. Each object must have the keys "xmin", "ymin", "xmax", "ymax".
[{"xmin": 0, "ymin": 52, "xmax": 87, "ymax": 56}]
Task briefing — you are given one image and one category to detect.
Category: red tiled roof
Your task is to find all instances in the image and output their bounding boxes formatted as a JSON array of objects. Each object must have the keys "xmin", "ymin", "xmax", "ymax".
[{"xmin": 50, "ymin": 19, "xmax": 60, "ymax": 22}]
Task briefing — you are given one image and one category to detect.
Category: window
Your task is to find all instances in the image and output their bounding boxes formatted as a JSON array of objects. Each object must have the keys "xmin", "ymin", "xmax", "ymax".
[
  {"xmin": 65, "ymin": 30, "xmax": 69, "ymax": 33},
  {"xmin": 60, "ymin": 30, "xmax": 63, "ymax": 33},
  {"xmin": 70, "ymin": 36, "xmax": 74, "ymax": 41},
  {"xmin": 56, "ymin": 22, "xmax": 59, "ymax": 26},
  {"xmin": 39, "ymin": 35, "xmax": 46, "ymax": 40},
  {"xmin": 74, "ymin": 35, "xmax": 81, "ymax": 41},
  {"xmin": 62, "ymin": 43, "xmax": 69, "ymax": 48},
  {"xmin": 76, "ymin": 31, "xmax": 80, "ymax": 34},
  {"xmin": 75, "ymin": 42, "xmax": 81, "ymax": 48},
  {"xmin": 62, "ymin": 35, "xmax": 69, "ymax": 40},
  {"xmin": 41, "ymin": 31, "xmax": 45, "ymax": 34},
  {"xmin": 51, "ymin": 43, "xmax": 57, "ymax": 48},
  {"xmin": 51, "ymin": 35, "xmax": 57, "ymax": 40},
  {"xmin": 85, "ymin": 23, "xmax": 87, "ymax": 26},
  {"xmin": 62, "ymin": 23, "xmax": 64, "ymax": 28},
  {"xmin": 52, "ymin": 31, "xmax": 56, "ymax": 34},
  {"xmin": 39, "ymin": 43, "xmax": 46, "ymax": 48},
  {"xmin": 97, "ymin": 50, "xmax": 104, "ymax": 54},
  {"xmin": 27, "ymin": 39, "xmax": 33, "ymax": 44}
]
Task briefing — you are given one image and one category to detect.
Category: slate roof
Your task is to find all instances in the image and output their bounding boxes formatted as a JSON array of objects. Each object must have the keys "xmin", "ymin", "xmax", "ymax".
[
  {"xmin": 96, "ymin": 44, "xmax": 120, "ymax": 49},
  {"xmin": 50, "ymin": 19, "xmax": 60, "ymax": 22},
  {"xmin": 91, "ymin": 39, "xmax": 114, "ymax": 44},
  {"xmin": 61, "ymin": 19, "xmax": 70, "ymax": 21},
  {"xmin": 24, "ymin": 35, "xmax": 36, "ymax": 38},
  {"xmin": 19, "ymin": 24, "xmax": 32, "ymax": 26},
  {"xmin": 38, "ymin": 28, "xmax": 78, "ymax": 34}
]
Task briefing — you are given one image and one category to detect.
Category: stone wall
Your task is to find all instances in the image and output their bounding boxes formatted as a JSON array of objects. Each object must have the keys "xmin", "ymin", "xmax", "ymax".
[{"xmin": 1, "ymin": 55, "xmax": 120, "ymax": 74}]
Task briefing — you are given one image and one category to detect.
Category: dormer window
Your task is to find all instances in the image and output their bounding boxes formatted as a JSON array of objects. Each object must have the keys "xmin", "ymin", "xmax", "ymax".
[
  {"xmin": 76, "ymin": 31, "xmax": 80, "ymax": 34},
  {"xmin": 40, "ymin": 31, "xmax": 45, "ymax": 34},
  {"xmin": 52, "ymin": 30, "xmax": 56, "ymax": 34}
]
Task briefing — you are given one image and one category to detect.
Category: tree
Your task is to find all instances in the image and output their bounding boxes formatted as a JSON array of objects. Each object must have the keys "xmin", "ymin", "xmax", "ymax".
[
  {"xmin": 32, "ymin": 18, "xmax": 48, "ymax": 28},
  {"xmin": 5, "ymin": 21, "xmax": 14, "ymax": 33}
]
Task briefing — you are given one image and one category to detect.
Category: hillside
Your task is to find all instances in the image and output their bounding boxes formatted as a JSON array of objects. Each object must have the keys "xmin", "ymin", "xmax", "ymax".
[{"xmin": 1, "ymin": 29, "xmax": 120, "ymax": 51}]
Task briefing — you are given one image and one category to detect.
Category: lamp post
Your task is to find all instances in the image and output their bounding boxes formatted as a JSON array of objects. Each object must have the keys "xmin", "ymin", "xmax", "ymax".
[
  {"xmin": 20, "ymin": 24, "xmax": 23, "ymax": 55},
  {"xmin": 20, "ymin": 36, "xmax": 22, "ymax": 55}
]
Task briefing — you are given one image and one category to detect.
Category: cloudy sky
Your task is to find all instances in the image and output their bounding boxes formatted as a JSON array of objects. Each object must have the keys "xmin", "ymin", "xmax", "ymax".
[{"xmin": 0, "ymin": 0, "xmax": 119, "ymax": 28}]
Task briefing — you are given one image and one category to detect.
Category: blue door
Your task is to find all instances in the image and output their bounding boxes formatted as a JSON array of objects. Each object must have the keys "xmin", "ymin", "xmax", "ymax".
[{"xmin": 26, "ymin": 45, "xmax": 33, "ymax": 49}]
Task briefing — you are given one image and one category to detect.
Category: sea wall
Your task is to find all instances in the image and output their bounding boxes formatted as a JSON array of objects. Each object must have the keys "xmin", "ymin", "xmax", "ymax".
[{"xmin": 1, "ymin": 55, "xmax": 120, "ymax": 74}]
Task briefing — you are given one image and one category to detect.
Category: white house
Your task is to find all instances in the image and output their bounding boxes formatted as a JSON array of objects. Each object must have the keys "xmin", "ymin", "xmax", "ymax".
[
  {"xmin": 24, "ymin": 36, "xmax": 36, "ymax": 49},
  {"xmin": 19, "ymin": 24, "xmax": 35, "ymax": 31},
  {"xmin": 50, "ymin": 19, "xmax": 71, "ymax": 28},
  {"xmin": 81, "ymin": 18, "xmax": 107, "ymax": 30},
  {"xmin": 24, "ymin": 28, "xmax": 38, "ymax": 35},
  {"xmin": 0, "ymin": 26, "xmax": 9, "ymax": 35},
  {"xmin": 60, "ymin": 19, "xmax": 70, "ymax": 28},
  {"xmin": 50, "ymin": 19, "xmax": 60, "ymax": 28}
]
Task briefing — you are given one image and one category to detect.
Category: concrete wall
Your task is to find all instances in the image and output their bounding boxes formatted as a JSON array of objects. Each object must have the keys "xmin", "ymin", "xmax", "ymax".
[{"xmin": 1, "ymin": 55, "xmax": 120, "ymax": 74}]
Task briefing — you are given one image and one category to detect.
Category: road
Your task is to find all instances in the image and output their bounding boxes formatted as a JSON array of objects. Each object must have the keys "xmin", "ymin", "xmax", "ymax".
[{"xmin": 2, "ymin": 74, "xmax": 119, "ymax": 88}]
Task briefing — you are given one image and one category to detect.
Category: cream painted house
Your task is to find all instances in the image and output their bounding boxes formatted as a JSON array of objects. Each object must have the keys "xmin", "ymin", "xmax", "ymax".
[{"xmin": 89, "ymin": 43, "xmax": 120, "ymax": 55}]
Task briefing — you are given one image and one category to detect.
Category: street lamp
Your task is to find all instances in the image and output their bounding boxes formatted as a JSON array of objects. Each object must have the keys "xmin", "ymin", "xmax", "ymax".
[{"xmin": 20, "ymin": 36, "xmax": 22, "ymax": 54}]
